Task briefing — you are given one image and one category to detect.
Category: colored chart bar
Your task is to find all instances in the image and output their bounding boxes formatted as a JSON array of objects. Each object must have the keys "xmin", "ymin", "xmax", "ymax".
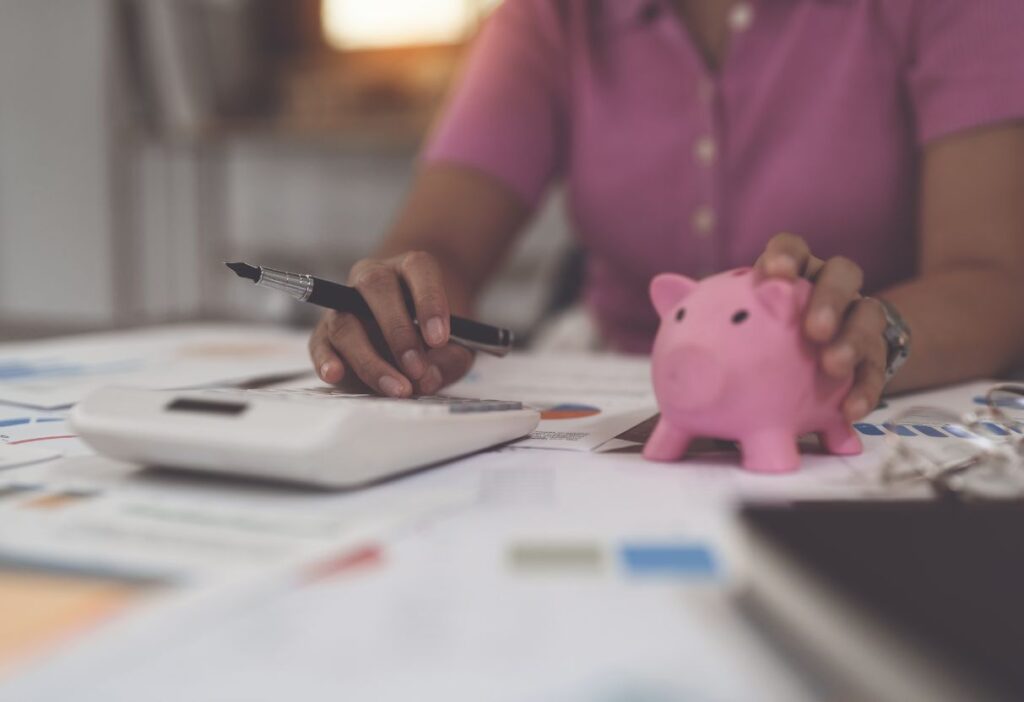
[
  {"xmin": 888, "ymin": 425, "xmax": 916, "ymax": 437},
  {"xmin": 620, "ymin": 544, "xmax": 717, "ymax": 579},
  {"xmin": 982, "ymin": 422, "xmax": 1010, "ymax": 436},
  {"xmin": 0, "ymin": 419, "xmax": 31, "ymax": 428},
  {"xmin": 508, "ymin": 542, "xmax": 605, "ymax": 575},
  {"xmin": 974, "ymin": 395, "xmax": 1024, "ymax": 409},
  {"xmin": 944, "ymin": 425, "xmax": 973, "ymax": 438},
  {"xmin": 854, "ymin": 423, "xmax": 885, "ymax": 436},
  {"xmin": 0, "ymin": 363, "xmax": 83, "ymax": 380}
]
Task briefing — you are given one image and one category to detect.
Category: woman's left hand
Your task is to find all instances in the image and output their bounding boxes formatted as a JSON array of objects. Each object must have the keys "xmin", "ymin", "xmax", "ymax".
[{"xmin": 754, "ymin": 233, "xmax": 888, "ymax": 421}]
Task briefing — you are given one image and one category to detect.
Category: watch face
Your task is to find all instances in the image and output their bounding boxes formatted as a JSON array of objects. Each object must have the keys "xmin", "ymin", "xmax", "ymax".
[{"xmin": 877, "ymin": 299, "xmax": 911, "ymax": 379}]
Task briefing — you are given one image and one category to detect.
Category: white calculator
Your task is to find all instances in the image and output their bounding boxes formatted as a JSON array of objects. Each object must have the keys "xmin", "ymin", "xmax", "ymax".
[{"xmin": 71, "ymin": 386, "xmax": 540, "ymax": 488}]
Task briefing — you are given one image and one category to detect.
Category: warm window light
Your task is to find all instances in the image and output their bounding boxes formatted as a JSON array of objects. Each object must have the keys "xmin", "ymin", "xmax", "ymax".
[{"xmin": 322, "ymin": 0, "xmax": 497, "ymax": 51}]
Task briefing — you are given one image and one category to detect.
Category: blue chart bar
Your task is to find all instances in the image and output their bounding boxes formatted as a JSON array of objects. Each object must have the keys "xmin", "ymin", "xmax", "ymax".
[
  {"xmin": 0, "ymin": 418, "xmax": 31, "ymax": 428},
  {"xmin": 854, "ymin": 423, "xmax": 885, "ymax": 436},
  {"xmin": 0, "ymin": 362, "xmax": 81, "ymax": 381},
  {"xmin": 982, "ymin": 422, "xmax": 1010, "ymax": 436},
  {"xmin": 620, "ymin": 544, "xmax": 717, "ymax": 579},
  {"xmin": 974, "ymin": 395, "xmax": 1024, "ymax": 410},
  {"xmin": 855, "ymin": 423, "xmax": 973, "ymax": 439},
  {"xmin": 888, "ymin": 424, "xmax": 917, "ymax": 437}
]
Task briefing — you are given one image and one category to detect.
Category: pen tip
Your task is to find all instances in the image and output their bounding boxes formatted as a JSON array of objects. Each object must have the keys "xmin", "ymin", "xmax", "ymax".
[{"xmin": 225, "ymin": 261, "xmax": 260, "ymax": 283}]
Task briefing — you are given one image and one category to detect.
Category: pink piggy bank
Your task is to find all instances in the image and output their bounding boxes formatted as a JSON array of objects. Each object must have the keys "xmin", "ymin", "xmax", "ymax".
[{"xmin": 643, "ymin": 268, "xmax": 862, "ymax": 473}]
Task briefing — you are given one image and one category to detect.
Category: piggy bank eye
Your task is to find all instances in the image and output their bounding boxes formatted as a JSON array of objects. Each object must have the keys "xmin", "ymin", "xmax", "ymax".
[
  {"xmin": 732, "ymin": 309, "xmax": 749, "ymax": 324},
  {"xmin": 675, "ymin": 308, "xmax": 686, "ymax": 322}
]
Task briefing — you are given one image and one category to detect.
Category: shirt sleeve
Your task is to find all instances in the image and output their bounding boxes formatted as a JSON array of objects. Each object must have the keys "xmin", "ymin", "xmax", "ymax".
[
  {"xmin": 907, "ymin": 0, "xmax": 1024, "ymax": 144},
  {"xmin": 421, "ymin": 0, "xmax": 568, "ymax": 208}
]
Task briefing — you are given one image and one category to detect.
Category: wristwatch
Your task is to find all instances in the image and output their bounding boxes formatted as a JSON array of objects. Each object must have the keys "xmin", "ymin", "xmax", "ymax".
[{"xmin": 874, "ymin": 297, "xmax": 912, "ymax": 383}]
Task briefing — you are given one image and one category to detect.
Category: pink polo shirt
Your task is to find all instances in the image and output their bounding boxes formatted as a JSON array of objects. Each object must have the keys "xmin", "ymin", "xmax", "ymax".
[{"xmin": 424, "ymin": 0, "xmax": 1024, "ymax": 353}]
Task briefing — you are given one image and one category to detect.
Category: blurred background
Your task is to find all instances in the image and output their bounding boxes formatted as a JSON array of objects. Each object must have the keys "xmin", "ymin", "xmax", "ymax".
[{"xmin": 0, "ymin": 0, "xmax": 574, "ymax": 342}]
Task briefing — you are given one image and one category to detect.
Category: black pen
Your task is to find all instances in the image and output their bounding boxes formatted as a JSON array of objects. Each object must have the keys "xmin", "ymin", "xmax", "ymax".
[{"xmin": 226, "ymin": 262, "xmax": 513, "ymax": 357}]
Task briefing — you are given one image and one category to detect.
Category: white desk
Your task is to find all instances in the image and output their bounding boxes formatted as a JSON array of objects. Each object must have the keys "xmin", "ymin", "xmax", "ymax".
[{"xmin": 0, "ymin": 326, "xmax": 992, "ymax": 701}]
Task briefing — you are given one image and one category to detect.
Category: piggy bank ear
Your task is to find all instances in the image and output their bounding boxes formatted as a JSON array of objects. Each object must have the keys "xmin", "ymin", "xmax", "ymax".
[
  {"xmin": 754, "ymin": 279, "xmax": 800, "ymax": 321},
  {"xmin": 650, "ymin": 274, "xmax": 698, "ymax": 317}
]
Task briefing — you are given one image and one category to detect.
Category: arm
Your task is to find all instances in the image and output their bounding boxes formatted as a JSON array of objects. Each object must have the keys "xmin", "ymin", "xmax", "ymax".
[
  {"xmin": 308, "ymin": 164, "xmax": 530, "ymax": 398},
  {"xmin": 757, "ymin": 123, "xmax": 1024, "ymax": 419},
  {"xmin": 374, "ymin": 164, "xmax": 533, "ymax": 317},
  {"xmin": 309, "ymin": 0, "xmax": 565, "ymax": 397},
  {"xmin": 882, "ymin": 123, "xmax": 1024, "ymax": 391}
]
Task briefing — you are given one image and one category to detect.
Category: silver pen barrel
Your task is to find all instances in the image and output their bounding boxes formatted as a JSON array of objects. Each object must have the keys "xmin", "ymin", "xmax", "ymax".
[
  {"xmin": 256, "ymin": 267, "xmax": 314, "ymax": 302},
  {"xmin": 251, "ymin": 265, "xmax": 513, "ymax": 357}
]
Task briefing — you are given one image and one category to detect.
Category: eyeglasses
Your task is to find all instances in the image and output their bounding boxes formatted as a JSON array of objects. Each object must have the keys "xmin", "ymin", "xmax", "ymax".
[{"xmin": 873, "ymin": 384, "xmax": 1024, "ymax": 501}]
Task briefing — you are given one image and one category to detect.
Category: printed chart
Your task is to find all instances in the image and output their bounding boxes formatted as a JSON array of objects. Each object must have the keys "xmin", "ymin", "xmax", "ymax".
[
  {"xmin": 539, "ymin": 404, "xmax": 602, "ymax": 421},
  {"xmin": 854, "ymin": 422, "xmax": 1021, "ymax": 439}
]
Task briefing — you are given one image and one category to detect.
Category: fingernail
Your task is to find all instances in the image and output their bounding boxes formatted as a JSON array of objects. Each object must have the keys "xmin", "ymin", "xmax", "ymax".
[
  {"xmin": 768, "ymin": 255, "xmax": 797, "ymax": 275},
  {"xmin": 831, "ymin": 344, "xmax": 856, "ymax": 367},
  {"xmin": 320, "ymin": 362, "xmax": 331, "ymax": 380},
  {"xmin": 379, "ymin": 376, "xmax": 405, "ymax": 398},
  {"xmin": 418, "ymin": 365, "xmax": 442, "ymax": 395},
  {"xmin": 811, "ymin": 308, "xmax": 836, "ymax": 335},
  {"xmin": 425, "ymin": 317, "xmax": 446, "ymax": 346},
  {"xmin": 401, "ymin": 350, "xmax": 426, "ymax": 379}
]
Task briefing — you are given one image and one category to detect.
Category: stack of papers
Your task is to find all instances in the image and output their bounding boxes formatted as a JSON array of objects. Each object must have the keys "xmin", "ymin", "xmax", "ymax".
[
  {"xmin": 446, "ymin": 352, "xmax": 657, "ymax": 451},
  {"xmin": 0, "ymin": 324, "xmax": 313, "ymax": 410},
  {"xmin": 0, "ymin": 323, "xmax": 1008, "ymax": 700}
]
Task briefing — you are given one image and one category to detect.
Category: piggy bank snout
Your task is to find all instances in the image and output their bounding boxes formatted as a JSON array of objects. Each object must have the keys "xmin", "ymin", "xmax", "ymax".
[{"xmin": 655, "ymin": 345, "xmax": 724, "ymax": 409}]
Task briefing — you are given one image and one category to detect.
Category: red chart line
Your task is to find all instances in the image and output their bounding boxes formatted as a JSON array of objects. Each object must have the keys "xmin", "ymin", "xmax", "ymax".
[{"xmin": 8, "ymin": 435, "xmax": 78, "ymax": 445}]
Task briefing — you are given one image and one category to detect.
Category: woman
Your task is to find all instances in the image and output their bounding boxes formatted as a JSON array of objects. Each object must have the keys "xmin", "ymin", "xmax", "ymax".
[{"xmin": 309, "ymin": 0, "xmax": 1024, "ymax": 420}]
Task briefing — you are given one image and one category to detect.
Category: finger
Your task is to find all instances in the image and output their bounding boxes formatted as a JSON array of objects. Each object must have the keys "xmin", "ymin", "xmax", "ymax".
[
  {"xmin": 397, "ymin": 251, "xmax": 452, "ymax": 348},
  {"xmin": 805, "ymin": 256, "xmax": 865, "ymax": 343},
  {"xmin": 755, "ymin": 233, "xmax": 815, "ymax": 279},
  {"xmin": 414, "ymin": 345, "xmax": 474, "ymax": 396},
  {"xmin": 327, "ymin": 312, "xmax": 412, "ymax": 398},
  {"xmin": 350, "ymin": 261, "xmax": 428, "ymax": 381},
  {"xmin": 309, "ymin": 314, "xmax": 346, "ymax": 384},
  {"xmin": 423, "ymin": 344, "xmax": 475, "ymax": 392},
  {"xmin": 843, "ymin": 357, "xmax": 887, "ymax": 421},
  {"xmin": 821, "ymin": 297, "xmax": 887, "ymax": 378}
]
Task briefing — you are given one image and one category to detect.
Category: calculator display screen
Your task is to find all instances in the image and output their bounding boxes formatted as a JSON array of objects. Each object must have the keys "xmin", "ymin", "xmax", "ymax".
[{"xmin": 165, "ymin": 398, "xmax": 248, "ymax": 416}]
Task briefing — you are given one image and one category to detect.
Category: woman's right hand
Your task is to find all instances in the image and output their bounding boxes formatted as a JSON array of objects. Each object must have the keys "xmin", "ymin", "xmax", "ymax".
[{"xmin": 308, "ymin": 251, "xmax": 475, "ymax": 398}]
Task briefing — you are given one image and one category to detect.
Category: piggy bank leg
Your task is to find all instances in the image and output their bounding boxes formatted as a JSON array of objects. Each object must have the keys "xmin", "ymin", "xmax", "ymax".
[
  {"xmin": 643, "ymin": 419, "xmax": 692, "ymax": 462},
  {"xmin": 818, "ymin": 422, "xmax": 863, "ymax": 456},
  {"xmin": 738, "ymin": 431, "xmax": 800, "ymax": 473}
]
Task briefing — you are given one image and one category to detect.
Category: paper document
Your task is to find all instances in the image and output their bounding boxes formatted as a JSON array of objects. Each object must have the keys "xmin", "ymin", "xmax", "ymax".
[
  {"xmin": 0, "ymin": 444, "xmax": 61, "ymax": 471},
  {"xmin": 0, "ymin": 409, "xmax": 87, "ymax": 465},
  {"xmin": 0, "ymin": 454, "xmax": 472, "ymax": 684},
  {"xmin": 445, "ymin": 353, "xmax": 657, "ymax": 451},
  {"xmin": 0, "ymin": 324, "xmax": 312, "ymax": 410},
  {"xmin": 30, "ymin": 507, "xmax": 809, "ymax": 702}
]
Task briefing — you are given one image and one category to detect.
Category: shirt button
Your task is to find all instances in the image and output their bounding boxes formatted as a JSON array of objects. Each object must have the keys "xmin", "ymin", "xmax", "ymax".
[
  {"xmin": 694, "ymin": 136, "xmax": 716, "ymax": 166},
  {"xmin": 728, "ymin": 2, "xmax": 755, "ymax": 32},
  {"xmin": 692, "ymin": 206, "xmax": 715, "ymax": 237}
]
